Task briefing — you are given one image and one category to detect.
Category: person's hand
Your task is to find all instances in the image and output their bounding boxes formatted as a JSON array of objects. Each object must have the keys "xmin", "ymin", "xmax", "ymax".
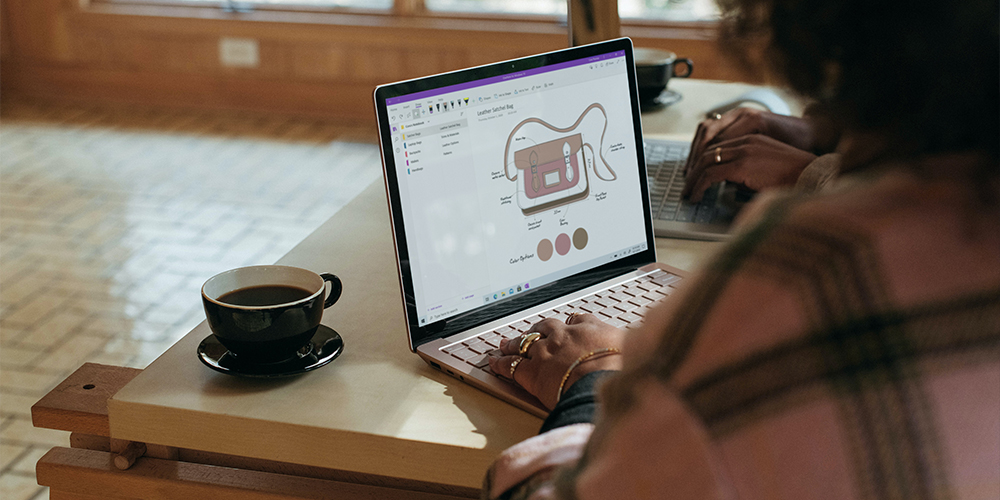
[
  {"xmin": 488, "ymin": 314, "xmax": 625, "ymax": 411},
  {"xmin": 683, "ymin": 108, "xmax": 817, "ymax": 201},
  {"xmin": 683, "ymin": 134, "xmax": 817, "ymax": 202}
]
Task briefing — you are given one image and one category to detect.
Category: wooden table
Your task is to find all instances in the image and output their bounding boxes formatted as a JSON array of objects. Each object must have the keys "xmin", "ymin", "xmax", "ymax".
[{"xmin": 32, "ymin": 79, "xmax": 801, "ymax": 499}]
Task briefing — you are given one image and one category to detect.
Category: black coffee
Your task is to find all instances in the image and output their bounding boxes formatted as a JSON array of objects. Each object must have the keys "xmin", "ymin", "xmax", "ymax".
[{"xmin": 218, "ymin": 285, "xmax": 313, "ymax": 307}]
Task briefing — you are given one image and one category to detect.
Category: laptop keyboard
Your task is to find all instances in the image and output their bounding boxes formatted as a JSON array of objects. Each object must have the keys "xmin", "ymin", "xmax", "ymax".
[
  {"xmin": 439, "ymin": 269, "xmax": 683, "ymax": 374},
  {"xmin": 644, "ymin": 140, "xmax": 724, "ymax": 224}
]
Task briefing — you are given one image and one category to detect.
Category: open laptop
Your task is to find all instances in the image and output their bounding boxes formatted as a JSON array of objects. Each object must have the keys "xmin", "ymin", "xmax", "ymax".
[{"xmin": 374, "ymin": 38, "xmax": 690, "ymax": 417}]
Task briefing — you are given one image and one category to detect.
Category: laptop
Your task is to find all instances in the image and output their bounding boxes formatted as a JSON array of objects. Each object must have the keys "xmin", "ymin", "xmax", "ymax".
[
  {"xmin": 374, "ymin": 38, "xmax": 691, "ymax": 417},
  {"xmin": 645, "ymin": 138, "xmax": 742, "ymax": 240}
]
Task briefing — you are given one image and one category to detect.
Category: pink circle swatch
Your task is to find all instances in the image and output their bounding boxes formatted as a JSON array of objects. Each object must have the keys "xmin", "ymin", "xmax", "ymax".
[{"xmin": 555, "ymin": 233, "xmax": 571, "ymax": 256}]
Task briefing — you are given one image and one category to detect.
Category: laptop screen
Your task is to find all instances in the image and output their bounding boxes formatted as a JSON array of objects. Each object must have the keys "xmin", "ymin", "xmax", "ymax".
[{"xmin": 375, "ymin": 39, "xmax": 657, "ymax": 347}]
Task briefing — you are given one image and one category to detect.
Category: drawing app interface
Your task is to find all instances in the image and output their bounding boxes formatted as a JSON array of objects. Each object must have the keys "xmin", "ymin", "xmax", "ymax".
[{"xmin": 385, "ymin": 50, "xmax": 648, "ymax": 326}]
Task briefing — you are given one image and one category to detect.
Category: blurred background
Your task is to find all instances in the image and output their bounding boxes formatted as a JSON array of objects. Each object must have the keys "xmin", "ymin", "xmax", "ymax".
[{"xmin": 0, "ymin": 1, "xmax": 748, "ymax": 498}]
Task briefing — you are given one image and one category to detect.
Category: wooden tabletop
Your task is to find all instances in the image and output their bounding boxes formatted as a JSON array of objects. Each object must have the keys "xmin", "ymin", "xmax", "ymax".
[{"xmin": 107, "ymin": 79, "xmax": 801, "ymax": 491}]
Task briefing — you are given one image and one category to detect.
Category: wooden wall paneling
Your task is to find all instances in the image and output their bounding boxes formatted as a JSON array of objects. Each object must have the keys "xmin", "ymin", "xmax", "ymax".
[
  {"xmin": 1, "ymin": 63, "xmax": 381, "ymax": 121},
  {"xmin": 4, "ymin": 0, "xmax": 72, "ymax": 61},
  {"xmin": 168, "ymin": 38, "xmax": 221, "ymax": 73},
  {"xmin": 1, "ymin": 0, "xmax": 11, "ymax": 60},
  {"xmin": 70, "ymin": 32, "xmax": 111, "ymax": 65},
  {"xmin": 1, "ymin": 0, "xmax": 749, "ymax": 119},
  {"xmin": 290, "ymin": 42, "xmax": 348, "ymax": 80}
]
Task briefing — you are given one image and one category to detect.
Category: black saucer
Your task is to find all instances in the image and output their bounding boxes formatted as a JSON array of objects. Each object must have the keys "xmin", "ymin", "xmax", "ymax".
[
  {"xmin": 197, "ymin": 325, "xmax": 343, "ymax": 378},
  {"xmin": 640, "ymin": 89, "xmax": 683, "ymax": 112}
]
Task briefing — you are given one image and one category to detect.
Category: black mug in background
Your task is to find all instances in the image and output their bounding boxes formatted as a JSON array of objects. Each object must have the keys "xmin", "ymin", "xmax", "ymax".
[
  {"xmin": 201, "ymin": 265, "xmax": 343, "ymax": 363},
  {"xmin": 634, "ymin": 48, "xmax": 693, "ymax": 109}
]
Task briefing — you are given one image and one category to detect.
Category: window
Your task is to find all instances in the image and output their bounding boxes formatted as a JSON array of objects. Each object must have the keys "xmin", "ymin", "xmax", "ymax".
[{"xmin": 117, "ymin": 0, "xmax": 718, "ymax": 22}]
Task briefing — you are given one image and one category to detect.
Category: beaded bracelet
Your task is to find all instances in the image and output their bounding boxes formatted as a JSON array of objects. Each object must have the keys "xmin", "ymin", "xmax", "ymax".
[{"xmin": 555, "ymin": 347, "xmax": 621, "ymax": 405}]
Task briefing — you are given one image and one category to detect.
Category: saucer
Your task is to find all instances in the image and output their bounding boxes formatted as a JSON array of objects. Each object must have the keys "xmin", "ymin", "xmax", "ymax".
[
  {"xmin": 197, "ymin": 325, "xmax": 343, "ymax": 378},
  {"xmin": 640, "ymin": 89, "xmax": 682, "ymax": 112}
]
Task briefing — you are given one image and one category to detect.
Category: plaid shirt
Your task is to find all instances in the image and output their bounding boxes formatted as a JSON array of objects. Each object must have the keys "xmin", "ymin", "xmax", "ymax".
[{"xmin": 485, "ymin": 163, "xmax": 1000, "ymax": 500}]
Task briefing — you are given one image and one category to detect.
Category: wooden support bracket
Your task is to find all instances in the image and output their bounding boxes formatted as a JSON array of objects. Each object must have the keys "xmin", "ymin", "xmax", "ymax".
[
  {"xmin": 32, "ymin": 362, "xmax": 142, "ymax": 437},
  {"xmin": 38, "ymin": 447, "xmax": 468, "ymax": 500}
]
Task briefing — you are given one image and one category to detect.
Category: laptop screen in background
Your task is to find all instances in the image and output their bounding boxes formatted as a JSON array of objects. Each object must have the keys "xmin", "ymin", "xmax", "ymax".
[{"xmin": 377, "ymin": 40, "xmax": 654, "ymax": 343}]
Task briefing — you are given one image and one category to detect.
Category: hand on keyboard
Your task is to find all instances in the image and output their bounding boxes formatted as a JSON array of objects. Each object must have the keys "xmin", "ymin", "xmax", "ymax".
[
  {"xmin": 683, "ymin": 108, "xmax": 818, "ymax": 202},
  {"xmin": 684, "ymin": 134, "xmax": 816, "ymax": 202},
  {"xmin": 487, "ymin": 313, "xmax": 625, "ymax": 410}
]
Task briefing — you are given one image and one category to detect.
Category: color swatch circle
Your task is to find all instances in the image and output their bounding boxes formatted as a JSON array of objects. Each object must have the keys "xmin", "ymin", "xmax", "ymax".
[
  {"xmin": 555, "ymin": 233, "xmax": 571, "ymax": 256},
  {"xmin": 573, "ymin": 227, "xmax": 589, "ymax": 250},
  {"xmin": 537, "ymin": 238, "xmax": 554, "ymax": 261}
]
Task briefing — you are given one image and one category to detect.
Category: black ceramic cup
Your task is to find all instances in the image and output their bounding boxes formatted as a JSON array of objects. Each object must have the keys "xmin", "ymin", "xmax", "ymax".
[
  {"xmin": 201, "ymin": 265, "xmax": 343, "ymax": 363},
  {"xmin": 634, "ymin": 48, "xmax": 693, "ymax": 107}
]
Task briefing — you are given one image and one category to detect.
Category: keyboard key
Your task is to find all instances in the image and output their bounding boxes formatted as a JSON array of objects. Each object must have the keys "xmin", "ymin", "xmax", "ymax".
[
  {"xmin": 593, "ymin": 307, "xmax": 617, "ymax": 319},
  {"xmin": 497, "ymin": 328, "xmax": 520, "ymax": 339},
  {"xmin": 595, "ymin": 297, "xmax": 618, "ymax": 308},
  {"xmin": 614, "ymin": 301, "xmax": 638, "ymax": 312},
  {"xmin": 466, "ymin": 340, "xmax": 490, "ymax": 353},
  {"xmin": 580, "ymin": 303, "xmax": 601, "ymax": 313},
  {"xmin": 619, "ymin": 312, "xmax": 642, "ymax": 323},
  {"xmin": 610, "ymin": 285, "xmax": 627, "ymax": 293},
  {"xmin": 606, "ymin": 317, "xmax": 628, "ymax": 328},
  {"xmin": 658, "ymin": 210, "xmax": 676, "ymax": 221},
  {"xmin": 610, "ymin": 292, "xmax": 632, "ymax": 302},
  {"xmin": 495, "ymin": 326, "xmax": 513, "ymax": 335},
  {"xmin": 483, "ymin": 333, "xmax": 502, "ymax": 347},
  {"xmin": 451, "ymin": 348, "xmax": 477, "ymax": 361},
  {"xmin": 513, "ymin": 320, "xmax": 533, "ymax": 332},
  {"xmin": 695, "ymin": 206, "xmax": 716, "ymax": 224},
  {"xmin": 643, "ymin": 291, "xmax": 667, "ymax": 302},
  {"xmin": 628, "ymin": 296, "xmax": 651, "ymax": 307},
  {"xmin": 676, "ymin": 206, "xmax": 695, "ymax": 222},
  {"xmin": 468, "ymin": 353, "xmax": 490, "ymax": 368},
  {"xmin": 652, "ymin": 274, "xmax": 681, "ymax": 287},
  {"xmin": 442, "ymin": 343, "xmax": 464, "ymax": 354},
  {"xmin": 570, "ymin": 300, "xmax": 586, "ymax": 309}
]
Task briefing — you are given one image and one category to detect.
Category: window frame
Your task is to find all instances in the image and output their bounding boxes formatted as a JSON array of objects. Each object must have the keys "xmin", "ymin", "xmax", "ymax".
[{"xmin": 89, "ymin": 0, "xmax": 719, "ymax": 32}]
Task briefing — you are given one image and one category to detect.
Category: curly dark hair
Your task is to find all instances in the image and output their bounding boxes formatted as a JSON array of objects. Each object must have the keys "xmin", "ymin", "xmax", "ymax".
[{"xmin": 717, "ymin": 0, "xmax": 999, "ymax": 174}]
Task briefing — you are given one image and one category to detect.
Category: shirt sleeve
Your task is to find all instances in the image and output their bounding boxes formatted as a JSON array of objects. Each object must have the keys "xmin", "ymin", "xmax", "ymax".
[{"xmin": 539, "ymin": 370, "xmax": 616, "ymax": 434}]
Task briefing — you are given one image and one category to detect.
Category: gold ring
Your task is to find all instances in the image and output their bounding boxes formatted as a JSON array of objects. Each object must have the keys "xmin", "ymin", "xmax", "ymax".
[
  {"xmin": 509, "ymin": 356, "xmax": 524, "ymax": 380},
  {"xmin": 518, "ymin": 332, "xmax": 542, "ymax": 356},
  {"xmin": 715, "ymin": 147, "xmax": 723, "ymax": 164},
  {"xmin": 565, "ymin": 312, "xmax": 581, "ymax": 325},
  {"xmin": 711, "ymin": 112, "xmax": 723, "ymax": 120}
]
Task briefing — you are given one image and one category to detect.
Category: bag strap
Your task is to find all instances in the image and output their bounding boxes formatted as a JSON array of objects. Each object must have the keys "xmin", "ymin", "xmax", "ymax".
[{"xmin": 503, "ymin": 103, "xmax": 616, "ymax": 182}]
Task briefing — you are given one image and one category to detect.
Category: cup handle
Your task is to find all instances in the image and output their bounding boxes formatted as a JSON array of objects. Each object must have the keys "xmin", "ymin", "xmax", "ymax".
[
  {"xmin": 673, "ymin": 58, "xmax": 693, "ymax": 78},
  {"xmin": 320, "ymin": 273, "xmax": 343, "ymax": 308}
]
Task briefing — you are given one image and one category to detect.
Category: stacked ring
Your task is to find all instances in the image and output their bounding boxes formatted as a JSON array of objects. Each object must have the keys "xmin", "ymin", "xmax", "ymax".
[
  {"xmin": 711, "ymin": 112, "xmax": 723, "ymax": 120},
  {"xmin": 509, "ymin": 356, "xmax": 524, "ymax": 380},
  {"xmin": 715, "ymin": 147, "xmax": 723, "ymax": 164},
  {"xmin": 518, "ymin": 332, "xmax": 542, "ymax": 356},
  {"xmin": 565, "ymin": 312, "xmax": 582, "ymax": 325}
]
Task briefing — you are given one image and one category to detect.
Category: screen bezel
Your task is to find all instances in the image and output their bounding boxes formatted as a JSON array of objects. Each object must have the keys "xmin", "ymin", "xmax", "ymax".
[{"xmin": 373, "ymin": 38, "xmax": 657, "ymax": 350}]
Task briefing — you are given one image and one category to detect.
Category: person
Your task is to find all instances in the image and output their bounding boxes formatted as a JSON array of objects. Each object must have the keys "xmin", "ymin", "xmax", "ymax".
[{"xmin": 484, "ymin": 0, "xmax": 1000, "ymax": 498}]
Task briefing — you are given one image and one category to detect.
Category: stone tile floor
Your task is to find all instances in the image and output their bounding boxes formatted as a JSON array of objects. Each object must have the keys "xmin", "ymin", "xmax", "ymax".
[{"xmin": 0, "ymin": 100, "xmax": 382, "ymax": 499}]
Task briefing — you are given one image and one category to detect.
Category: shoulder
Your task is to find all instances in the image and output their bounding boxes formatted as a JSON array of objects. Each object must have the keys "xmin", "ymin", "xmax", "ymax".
[{"xmin": 659, "ymin": 164, "xmax": 1000, "ymax": 388}]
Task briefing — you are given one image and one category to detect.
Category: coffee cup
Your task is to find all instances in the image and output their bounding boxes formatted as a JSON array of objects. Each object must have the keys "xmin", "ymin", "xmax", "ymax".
[
  {"xmin": 201, "ymin": 265, "xmax": 343, "ymax": 363},
  {"xmin": 633, "ymin": 48, "xmax": 693, "ymax": 108}
]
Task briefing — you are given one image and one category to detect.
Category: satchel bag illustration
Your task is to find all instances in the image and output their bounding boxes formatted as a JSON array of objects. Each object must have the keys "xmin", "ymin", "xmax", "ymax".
[{"xmin": 503, "ymin": 103, "xmax": 616, "ymax": 216}]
